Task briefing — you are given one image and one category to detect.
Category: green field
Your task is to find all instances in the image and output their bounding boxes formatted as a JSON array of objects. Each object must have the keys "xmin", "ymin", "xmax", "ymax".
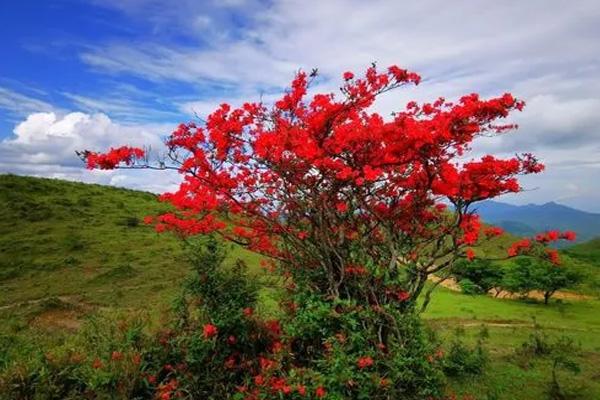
[{"xmin": 1, "ymin": 174, "xmax": 600, "ymax": 399}]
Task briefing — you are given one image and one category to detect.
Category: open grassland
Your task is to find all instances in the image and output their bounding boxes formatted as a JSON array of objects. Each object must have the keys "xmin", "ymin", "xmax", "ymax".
[{"xmin": 1, "ymin": 174, "xmax": 599, "ymax": 399}]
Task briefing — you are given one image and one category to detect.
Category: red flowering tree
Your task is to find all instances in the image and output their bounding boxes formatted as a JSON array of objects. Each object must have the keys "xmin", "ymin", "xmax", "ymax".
[
  {"xmin": 80, "ymin": 64, "xmax": 576, "ymax": 398},
  {"xmin": 81, "ymin": 64, "xmax": 555, "ymax": 303}
]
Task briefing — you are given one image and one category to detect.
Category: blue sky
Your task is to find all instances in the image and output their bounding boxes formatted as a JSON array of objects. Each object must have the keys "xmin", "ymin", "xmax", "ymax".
[{"xmin": 1, "ymin": 0, "xmax": 600, "ymax": 211}]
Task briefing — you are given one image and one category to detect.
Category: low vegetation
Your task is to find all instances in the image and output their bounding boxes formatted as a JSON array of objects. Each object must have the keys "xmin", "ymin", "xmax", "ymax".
[{"xmin": 1, "ymin": 174, "xmax": 600, "ymax": 399}]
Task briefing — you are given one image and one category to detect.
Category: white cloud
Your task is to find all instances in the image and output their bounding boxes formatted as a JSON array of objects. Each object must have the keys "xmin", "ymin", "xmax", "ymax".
[{"xmin": 0, "ymin": 112, "xmax": 180, "ymax": 192}]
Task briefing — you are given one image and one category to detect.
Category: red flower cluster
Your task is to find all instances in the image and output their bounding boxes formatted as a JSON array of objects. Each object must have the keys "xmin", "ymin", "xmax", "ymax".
[
  {"xmin": 315, "ymin": 386, "xmax": 327, "ymax": 398},
  {"xmin": 465, "ymin": 248, "xmax": 476, "ymax": 261},
  {"xmin": 84, "ymin": 146, "xmax": 144, "ymax": 170},
  {"xmin": 535, "ymin": 230, "xmax": 577, "ymax": 243},
  {"xmin": 83, "ymin": 63, "xmax": 550, "ymax": 311},
  {"xmin": 356, "ymin": 356, "xmax": 374, "ymax": 369},
  {"xmin": 203, "ymin": 323, "xmax": 218, "ymax": 339},
  {"xmin": 507, "ymin": 239, "xmax": 531, "ymax": 257},
  {"xmin": 483, "ymin": 226, "xmax": 504, "ymax": 238},
  {"xmin": 345, "ymin": 264, "xmax": 368, "ymax": 276},
  {"xmin": 546, "ymin": 248, "xmax": 561, "ymax": 265},
  {"xmin": 508, "ymin": 230, "xmax": 577, "ymax": 263}
]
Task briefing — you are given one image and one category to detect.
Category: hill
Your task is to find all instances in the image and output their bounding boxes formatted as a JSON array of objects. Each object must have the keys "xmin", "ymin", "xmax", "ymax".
[
  {"xmin": 564, "ymin": 237, "xmax": 600, "ymax": 265},
  {"xmin": 474, "ymin": 200, "xmax": 600, "ymax": 243},
  {"xmin": 0, "ymin": 174, "xmax": 260, "ymax": 313}
]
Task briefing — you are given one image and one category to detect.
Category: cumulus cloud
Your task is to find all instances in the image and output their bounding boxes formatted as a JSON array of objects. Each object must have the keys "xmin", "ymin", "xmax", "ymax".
[{"xmin": 0, "ymin": 112, "xmax": 180, "ymax": 192}]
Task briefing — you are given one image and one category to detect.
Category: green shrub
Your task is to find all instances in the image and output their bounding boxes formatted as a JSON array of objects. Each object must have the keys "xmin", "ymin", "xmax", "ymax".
[
  {"xmin": 459, "ymin": 278, "xmax": 481, "ymax": 295},
  {"xmin": 442, "ymin": 335, "xmax": 487, "ymax": 377},
  {"xmin": 453, "ymin": 259, "xmax": 504, "ymax": 294},
  {"xmin": 0, "ymin": 236, "xmax": 446, "ymax": 399}
]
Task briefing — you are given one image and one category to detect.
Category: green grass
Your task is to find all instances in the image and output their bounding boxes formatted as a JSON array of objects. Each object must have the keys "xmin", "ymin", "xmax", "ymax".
[
  {"xmin": 0, "ymin": 174, "xmax": 263, "ymax": 310},
  {"xmin": 423, "ymin": 288, "xmax": 600, "ymax": 398},
  {"xmin": 1, "ymin": 174, "xmax": 600, "ymax": 399}
]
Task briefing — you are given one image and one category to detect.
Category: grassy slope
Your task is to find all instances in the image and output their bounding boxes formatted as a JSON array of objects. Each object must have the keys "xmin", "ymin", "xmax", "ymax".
[
  {"xmin": 564, "ymin": 237, "xmax": 600, "ymax": 264},
  {"xmin": 1, "ymin": 174, "xmax": 599, "ymax": 399},
  {"xmin": 0, "ymin": 174, "xmax": 262, "ymax": 310}
]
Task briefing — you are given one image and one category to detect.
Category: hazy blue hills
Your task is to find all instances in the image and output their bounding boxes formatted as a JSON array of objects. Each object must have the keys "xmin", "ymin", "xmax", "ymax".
[{"xmin": 474, "ymin": 200, "xmax": 600, "ymax": 243}]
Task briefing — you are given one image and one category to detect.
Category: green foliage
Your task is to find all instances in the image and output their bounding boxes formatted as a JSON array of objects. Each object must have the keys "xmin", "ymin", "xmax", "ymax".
[
  {"xmin": 502, "ymin": 258, "xmax": 581, "ymax": 303},
  {"xmin": 502, "ymin": 257, "xmax": 539, "ymax": 296},
  {"xmin": 548, "ymin": 336, "xmax": 582, "ymax": 400},
  {"xmin": 279, "ymin": 288, "xmax": 445, "ymax": 399},
  {"xmin": 458, "ymin": 278, "xmax": 481, "ymax": 295},
  {"xmin": 2, "ymin": 175, "xmax": 600, "ymax": 399},
  {"xmin": 0, "ymin": 313, "xmax": 154, "ymax": 399},
  {"xmin": 513, "ymin": 325, "xmax": 582, "ymax": 399},
  {"xmin": 453, "ymin": 259, "xmax": 504, "ymax": 294},
  {"xmin": 0, "ymin": 236, "xmax": 267, "ymax": 399},
  {"xmin": 563, "ymin": 237, "xmax": 600, "ymax": 264},
  {"xmin": 442, "ymin": 330, "xmax": 488, "ymax": 377}
]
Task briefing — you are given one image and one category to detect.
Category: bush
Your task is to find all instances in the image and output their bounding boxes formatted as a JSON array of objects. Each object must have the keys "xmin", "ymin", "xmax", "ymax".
[
  {"xmin": 0, "ymin": 237, "xmax": 445, "ymax": 399},
  {"xmin": 459, "ymin": 278, "xmax": 481, "ymax": 295},
  {"xmin": 513, "ymin": 327, "xmax": 582, "ymax": 399},
  {"xmin": 442, "ymin": 332, "xmax": 488, "ymax": 377},
  {"xmin": 0, "ymin": 313, "xmax": 153, "ymax": 399},
  {"xmin": 453, "ymin": 259, "xmax": 504, "ymax": 294}
]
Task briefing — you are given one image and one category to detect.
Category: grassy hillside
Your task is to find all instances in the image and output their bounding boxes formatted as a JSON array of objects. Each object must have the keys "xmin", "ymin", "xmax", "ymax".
[
  {"xmin": 564, "ymin": 237, "xmax": 600, "ymax": 265},
  {"xmin": 0, "ymin": 174, "xmax": 261, "ymax": 312},
  {"xmin": 1, "ymin": 174, "xmax": 600, "ymax": 399}
]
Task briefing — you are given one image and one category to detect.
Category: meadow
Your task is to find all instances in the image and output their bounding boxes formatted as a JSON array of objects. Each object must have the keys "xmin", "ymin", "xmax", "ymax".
[{"xmin": 1, "ymin": 174, "xmax": 599, "ymax": 399}]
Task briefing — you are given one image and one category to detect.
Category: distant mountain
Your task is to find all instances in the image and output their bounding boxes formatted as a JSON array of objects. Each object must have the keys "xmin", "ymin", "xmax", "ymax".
[{"xmin": 474, "ymin": 200, "xmax": 600, "ymax": 243}]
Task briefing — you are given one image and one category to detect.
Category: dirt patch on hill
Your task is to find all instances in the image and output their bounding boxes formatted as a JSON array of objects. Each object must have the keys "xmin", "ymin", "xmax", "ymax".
[
  {"xmin": 428, "ymin": 275, "xmax": 593, "ymax": 301},
  {"xmin": 31, "ymin": 308, "xmax": 83, "ymax": 331}
]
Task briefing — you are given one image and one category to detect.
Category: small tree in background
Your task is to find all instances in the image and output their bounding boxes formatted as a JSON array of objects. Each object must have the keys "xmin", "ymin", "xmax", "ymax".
[
  {"xmin": 502, "ymin": 257, "xmax": 540, "ymax": 298},
  {"xmin": 503, "ymin": 257, "xmax": 581, "ymax": 304},
  {"xmin": 453, "ymin": 258, "xmax": 504, "ymax": 295},
  {"xmin": 534, "ymin": 261, "xmax": 581, "ymax": 305}
]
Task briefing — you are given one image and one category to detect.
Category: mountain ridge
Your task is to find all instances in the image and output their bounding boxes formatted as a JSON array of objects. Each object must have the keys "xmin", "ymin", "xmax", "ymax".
[{"xmin": 475, "ymin": 200, "xmax": 600, "ymax": 243}]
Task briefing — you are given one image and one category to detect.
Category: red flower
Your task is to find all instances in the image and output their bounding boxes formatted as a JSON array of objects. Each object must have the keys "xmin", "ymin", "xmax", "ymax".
[
  {"xmin": 562, "ymin": 230, "xmax": 577, "ymax": 241},
  {"xmin": 265, "ymin": 320, "xmax": 282, "ymax": 336},
  {"xmin": 397, "ymin": 290, "xmax": 410, "ymax": 302},
  {"xmin": 132, "ymin": 353, "xmax": 142, "ymax": 366},
  {"xmin": 484, "ymin": 226, "xmax": 504, "ymax": 237},
  {"xmin": 224, "ymin": 356, "xmax": 236, "ymax": 369},
  {"xmin": 357, "ymin": 356, "xmax": 374, "ymax": 369},
  {"xmin": 243, "ymin": 307, "xmax": 254, "ymax": 317},
  {"xmin": 92, "ymin": 358, "xmax": 103, "ymax": 369},
  {"xmin": 335, "ymin": 202, "xmax": 348, "ymax": 213},
  {"xmin": 508, "ymin": 239, "xmax": 531, "ymax": 257},
  {"xmin": 465, "ymin": 248, "xmax": 476, "ymax": 261},
  {"xmin": 202, "ymin": 323, "xmax": 218, "ymax": 339},
  {"xmin": 111, "ymin": 351, "xmax": 123, "ymax": 361},
  {"xmin": 343, "ymin": 71, "xmax": 354, "ymax": 80},
  {"xmin": 315, "ymin": 386, "xmax": 327, "ymax": 398},
  {"xmin": 84, "ymin": 146, "xmax": 144, "ymax": 170},
  {"xmin": 546, "ymin": 248, "xmax": 561, "ymax": 265}
]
